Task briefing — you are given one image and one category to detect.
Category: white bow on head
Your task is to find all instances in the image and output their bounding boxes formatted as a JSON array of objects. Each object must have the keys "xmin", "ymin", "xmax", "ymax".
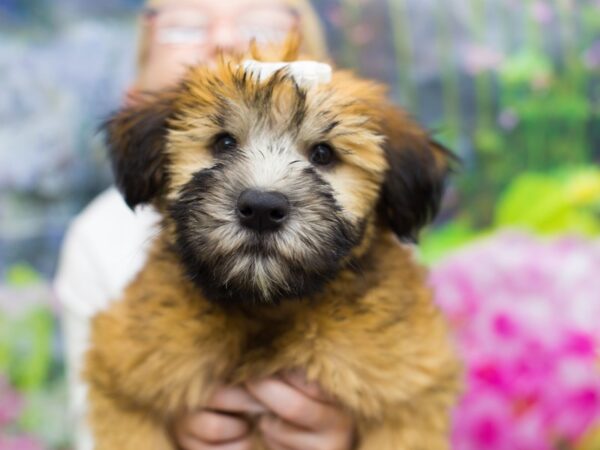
[{"xmin": 241, "ymin": 60, "xmax": 332, "ymax": 88}]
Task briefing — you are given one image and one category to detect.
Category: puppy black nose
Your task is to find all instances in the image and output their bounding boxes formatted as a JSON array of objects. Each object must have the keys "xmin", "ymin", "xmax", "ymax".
[{"xmin": 237, "ymin": 189, "xmax": 290, "ymax": 232}]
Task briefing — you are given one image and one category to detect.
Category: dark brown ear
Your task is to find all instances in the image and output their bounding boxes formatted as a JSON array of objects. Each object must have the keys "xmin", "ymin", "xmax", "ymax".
[
  {"xmin": 378, "ymin": 104, "xmax": 456, "ymax": 242},
  {"xmin": 103, "ymin": 92, "xmax": 176, "ymax": 209}
]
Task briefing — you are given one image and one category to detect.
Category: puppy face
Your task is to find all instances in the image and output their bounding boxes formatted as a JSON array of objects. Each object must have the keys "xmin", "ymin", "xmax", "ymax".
[{"xmin": 105, "ymin": 56, "xmax": 452, "ymax": 304}]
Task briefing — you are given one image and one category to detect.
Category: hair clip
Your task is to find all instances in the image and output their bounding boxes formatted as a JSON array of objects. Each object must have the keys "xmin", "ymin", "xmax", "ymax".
[{"xmin": 241, "ymin": 60, "xmax": 332, "ymax": 88}]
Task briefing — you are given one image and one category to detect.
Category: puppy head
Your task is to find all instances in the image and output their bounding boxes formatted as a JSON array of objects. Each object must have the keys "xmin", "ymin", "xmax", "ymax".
[{"xmin": 104, "ymin": 52, "xmax": 452, "ymax": 304}]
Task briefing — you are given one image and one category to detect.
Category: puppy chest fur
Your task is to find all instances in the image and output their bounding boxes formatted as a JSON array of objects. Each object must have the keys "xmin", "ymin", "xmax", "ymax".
[
  {"xmin": 87, "ymin": 232, "xmax": 460, "ymax": 449},
  {"xmin": 85, "ymin": 43, "xmax": 461, "ymax": 449}
]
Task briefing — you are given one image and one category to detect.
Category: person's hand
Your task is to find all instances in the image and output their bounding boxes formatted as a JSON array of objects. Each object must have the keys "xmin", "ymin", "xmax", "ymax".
[
  {"xmin": 246, "ymin": 372, "xmax": 355, "ymax": 450},
  {"xmin": 173, "ymin": 385, "xmax": 266, "ymax": 450}
]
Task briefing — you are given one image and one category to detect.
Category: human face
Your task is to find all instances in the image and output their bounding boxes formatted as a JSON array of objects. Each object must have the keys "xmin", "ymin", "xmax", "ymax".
[{"xmin": 137, "ymin": 0, "xmax": 300, "ymax": 91}]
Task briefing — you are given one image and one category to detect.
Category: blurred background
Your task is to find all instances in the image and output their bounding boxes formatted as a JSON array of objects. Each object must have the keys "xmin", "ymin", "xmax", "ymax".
[{"xmin": 1, "ymin": 0, "xmax": 599, "ymax": 449}]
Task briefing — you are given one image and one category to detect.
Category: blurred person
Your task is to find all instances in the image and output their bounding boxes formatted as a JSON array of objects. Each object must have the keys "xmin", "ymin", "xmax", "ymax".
[{"xmin": 54, "ymin": 1, "xmax": 356, "ymax": 449}]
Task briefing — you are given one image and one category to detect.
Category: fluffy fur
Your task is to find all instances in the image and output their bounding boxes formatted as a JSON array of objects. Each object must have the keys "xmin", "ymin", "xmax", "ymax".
[{"xmin": 85, "ymin": 39, "xmax": 461, "ymax": 449}]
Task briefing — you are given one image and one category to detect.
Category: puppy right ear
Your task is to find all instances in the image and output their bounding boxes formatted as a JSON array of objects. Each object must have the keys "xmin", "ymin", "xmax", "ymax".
[
  {"xmin": 377, "ymin": 103, "xmax": 457, "ymax": 242},
  {"xmin": 103, "ymin": 91, "xmax": 176, "ymax": 209}
]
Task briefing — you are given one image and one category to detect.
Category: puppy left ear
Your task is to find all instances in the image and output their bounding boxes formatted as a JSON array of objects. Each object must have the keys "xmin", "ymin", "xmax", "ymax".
[
  {"xmin": 377, "ymin": 104, "xmax": 456, "ymax": 242},
  {"xmin": 103, "ymin": 91, "xmax": 176, "ymax": 209}
]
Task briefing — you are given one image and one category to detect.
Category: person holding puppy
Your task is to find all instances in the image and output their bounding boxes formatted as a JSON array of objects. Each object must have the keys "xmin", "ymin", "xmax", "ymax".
[{"xmin": 55, "ymin": 1, "xmax": 355, "ymax": 449}]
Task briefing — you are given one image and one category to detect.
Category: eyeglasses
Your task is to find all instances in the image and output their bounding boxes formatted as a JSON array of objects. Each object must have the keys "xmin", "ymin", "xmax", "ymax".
[{"xmin": 143, "ymin": 5, "xmax": 300, "ymax": 47}]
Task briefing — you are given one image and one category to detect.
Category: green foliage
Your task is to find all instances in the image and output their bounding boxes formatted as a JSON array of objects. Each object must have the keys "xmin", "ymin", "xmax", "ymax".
[
  {"xmin": 422, "ymin": 168, "xmax": 600, "ymax": 263},
  {"xmin": 5, "ymin": 264, "xmax": 41, "ymax": 287},
  {"xmin": 459, "ymin": 44, "xmax": 594, "ymax": 228},
  {"xmin": 19, "ymin": 382, "xmax": 70, "ymax": 448},
  {"xmin": 419, "ymin": 221, "xmax": 481, "ymax": 265},
  {"xmin": 495, "ymin": 168, "xmax": 600, "ymax": 235},
  {"xmin": 0, "ymin": 264, "xmax": 68, "ymax": 447},
  {"xmin": 578, "ymin": 425, "xmax": 600, "ymax": 450},
  {"xmin": 0, "ymin": 308, "xmax": 54, "ymax": 392},
  {"xmin": 500, "ymin": 50, "xmax": 553, "ymax": 90}
]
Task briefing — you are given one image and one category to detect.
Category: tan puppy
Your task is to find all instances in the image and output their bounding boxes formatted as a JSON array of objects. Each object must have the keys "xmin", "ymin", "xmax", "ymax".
[{"xmin": 85, "ymin": 40, "xmax": 461, "ymax": 449}]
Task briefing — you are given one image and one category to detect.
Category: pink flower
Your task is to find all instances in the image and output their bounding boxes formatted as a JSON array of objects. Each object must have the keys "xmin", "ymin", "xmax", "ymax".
[
  {"xmin": 463, "ymin": 44, "xmax": 505, "ymax": 75},
  {"xmin": 0, "ymin": 376, "xmax": 22, "ymax": 427},
  {"xmin": 531, "ymin": 73, "xmax": 553, "ymax": 91},
  {"xmin": 584, "ymin": 41, "xmax": 600, "ymax": 69},
  {"xmin": 532, "ymin": 1, "xmax": 554, "ymax": 24},
  {"xmin": 0, "ymin": 377, "xmax": 44, "ymax": 450},
  {"xmin": 498, "ymin": 109, "xmax": 519, "ymax": 131},
  {"xmin": 431, "ymin": 232, "xmax": 600, "ymax": 449},
  {"xmin": 0, "ymin": 436, "xmax": 44, "ymax": 450}
]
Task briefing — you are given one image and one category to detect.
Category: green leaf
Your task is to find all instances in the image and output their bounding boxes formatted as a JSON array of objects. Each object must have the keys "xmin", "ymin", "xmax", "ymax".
[
  {"xmin": 494, "ymin": 169, "xmax": 600, "ymax": 236},
  {"xmin": 10, "ymin": 308, "xmax": 54, "ymax": 391},
  {"xmin": 5, "ymin": 264, "xmax": 41, "ymax": 287},
  {"xmin": 500, "ymin": 50, "xmax": 553, "ymax": 88},
  {"xmin": 419, "ymin": 222, "xmax": 480, "ymax": 264}
]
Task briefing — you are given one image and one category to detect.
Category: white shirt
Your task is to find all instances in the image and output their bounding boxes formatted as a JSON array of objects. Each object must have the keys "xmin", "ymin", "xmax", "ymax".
[{"xmin": 54, "ymin": 187, "xmax": 160, "ymax": 450}]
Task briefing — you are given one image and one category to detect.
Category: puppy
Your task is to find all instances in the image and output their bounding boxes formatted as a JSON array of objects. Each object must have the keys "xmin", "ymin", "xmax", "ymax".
[{"xmin": 85, "ymin": 40, "xmax": 461, "ymax": 449}]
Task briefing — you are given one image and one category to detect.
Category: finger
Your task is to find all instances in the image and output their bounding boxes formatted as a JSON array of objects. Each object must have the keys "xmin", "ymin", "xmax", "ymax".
[
  {"xmin": 246, "ymin": 379, "xmax": 334, "ymax": 430},
  {"xmin": 177, "ymin": 434, "xmax": 252, "ymax": 450},
  {"xmin": 260, "ymin": 415, "xmax": 321, "ymax": 450},
  {"xmin": 263, "ymin": 433, "xmax": 295, "ymax": 450},
  {"xmin": 216, "ymin": 441, "xmax": 254, "ymax": 450},
  {"xmin": 175, "ymin": 433, "xmax": 205, "ymax": 450},
  {"xmin": 207, "ymin": 385, "xmax": 266, "ymax": 415},
  {"xmin": 208, "ymin": 440, "xmax": 253, "ymax": 450},
  {"xmin": 281, "ymin": 371, "xmax": 333, "ymax": 403},
  {"xmin": 177, "ymin": 411, "xmax": 250, "ymax": 444},
  {"xmin": 180, "ymin": 439, "xmax": 254, "ymax": 450}
]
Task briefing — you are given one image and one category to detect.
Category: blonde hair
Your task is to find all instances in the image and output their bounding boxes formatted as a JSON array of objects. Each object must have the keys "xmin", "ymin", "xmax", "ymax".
[{"xmin": 137, "ymin": 0, "xmax": 328, "ymax": 70}]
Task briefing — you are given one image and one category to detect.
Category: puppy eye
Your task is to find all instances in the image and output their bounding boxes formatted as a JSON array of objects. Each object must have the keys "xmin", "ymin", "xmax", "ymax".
[
  {"xmin": 309, "ymin": 143, "xmax": 335, "ymax": 166},
  {"xmin": 213, "ymin": 133, "xmax": 238, "ymax": 153}
]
